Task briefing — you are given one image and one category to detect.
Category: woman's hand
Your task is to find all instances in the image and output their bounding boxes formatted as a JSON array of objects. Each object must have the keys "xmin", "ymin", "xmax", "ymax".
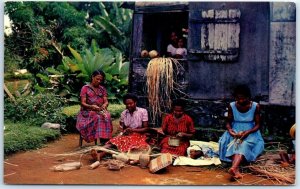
[
  {"xmin": 239, "ymin": 131, "xmax": 250, "ymax": 140},
  {"xmin": 100, "ymin": 104, "xmax": 107, "ymax": 111},
  {"xmin": 176, "ymin": 132, "xmax": 185, "ymax": 138},
  {"xmin": 228, "ymin": 129, "xmax": 237, "ymax": 137},
  {"xmin": 123, "ymin": 128, "xmax": 133, "ymax": 135},
  {"xmin": 91, "ymin": 105, "xmax": 101, "ymax": 111}
]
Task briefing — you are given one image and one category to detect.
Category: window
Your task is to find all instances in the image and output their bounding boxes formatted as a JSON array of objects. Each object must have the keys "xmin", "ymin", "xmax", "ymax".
[{"xmin": 189, "ymin": 9, "xmax": 241, "ymax": 62}]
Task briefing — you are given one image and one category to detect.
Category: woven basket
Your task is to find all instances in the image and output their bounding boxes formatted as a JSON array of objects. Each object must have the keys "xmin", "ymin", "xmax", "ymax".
[
  {"xmin": 127, "ymin": 145, "xmax": 152, "ymax": 161},
  {"xmin": 149, "ymin": 153, "xmax": 173, "ymax": 173}
]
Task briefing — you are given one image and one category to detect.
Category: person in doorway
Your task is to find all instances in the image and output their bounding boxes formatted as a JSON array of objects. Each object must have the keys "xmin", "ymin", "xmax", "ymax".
[
  {"xmin": 218, "ymin": 84, "xmax": 264, "ymax": 179},
  {"xmin": 166, "ymin": 31, "xmax": 178, "ymax": 57},
  {"xmin": 160, "ymin": 99, "xmax": 196, "ymax": 156},
  {"xmin": 92, "ymin": 93, "xmax": 150, "ymax": 161},
  {"xmin": 175, "ymin": 37, "xmax": 187, "ymax": 59},
  {"xmin": 76, "ymin": 70, "xmax": 112, "ymax": 145}
]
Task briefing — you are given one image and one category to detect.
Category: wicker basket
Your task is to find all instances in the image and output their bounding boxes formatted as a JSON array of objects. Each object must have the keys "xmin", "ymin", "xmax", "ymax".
[{"xmin": 168, "ymin": 136, "xmax": 180, "ymax": 147}]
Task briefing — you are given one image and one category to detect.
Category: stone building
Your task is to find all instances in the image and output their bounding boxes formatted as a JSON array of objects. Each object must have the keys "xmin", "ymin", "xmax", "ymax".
[{"xmin": 126, "ymin": 2, "xmax": 296, "ymax": 141}]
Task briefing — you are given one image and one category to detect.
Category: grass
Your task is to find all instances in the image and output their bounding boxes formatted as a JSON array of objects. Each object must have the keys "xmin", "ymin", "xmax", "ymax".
[
  {"xmin": 4, "ymin": 121, "xmax": 61, "ymax": 156},
  {"xmin": 62, "ymin": 103, "xmax": 125, "ymax": 119}
]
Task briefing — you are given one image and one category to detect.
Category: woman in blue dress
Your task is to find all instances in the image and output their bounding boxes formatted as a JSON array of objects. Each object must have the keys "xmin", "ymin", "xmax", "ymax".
[{"xmin": 219, "ymin": 85, "xmax": 264, "ymax": 179}]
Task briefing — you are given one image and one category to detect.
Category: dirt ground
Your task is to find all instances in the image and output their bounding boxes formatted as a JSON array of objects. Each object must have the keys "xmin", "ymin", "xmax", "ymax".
[{"xmin": 3, "ymin": 133, "xmax": 292, "ymax": 186}]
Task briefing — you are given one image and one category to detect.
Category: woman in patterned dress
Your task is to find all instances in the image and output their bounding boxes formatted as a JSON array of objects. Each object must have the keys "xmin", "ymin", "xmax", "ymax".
[
  {"xmin": 219, "ymin": 85, "xmax": 264, "ymax": 179},
  {"xmin": 160, "ymin": 99, "xmax": 196, "ymax": 156},
  {"xmin": 76, "ymin": 70, "xmax": 112, "ymax": 145}
]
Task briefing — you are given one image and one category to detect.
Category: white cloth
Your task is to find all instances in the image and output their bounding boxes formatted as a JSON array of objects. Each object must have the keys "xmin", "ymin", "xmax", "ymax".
[
  {"xmin": 173, "ymin": 156, "xmax": 221, "ymax": 166},
  {"xmin": 173, "ymin": 140, "xmax": 221, "ymax": 166},
  {"xmin": 167, "ymin": 44, "xmax": 177, "ymax": 56},
  {"xmin": 175, "ymin": 48, "xmax": 187, "ymax": 57}
]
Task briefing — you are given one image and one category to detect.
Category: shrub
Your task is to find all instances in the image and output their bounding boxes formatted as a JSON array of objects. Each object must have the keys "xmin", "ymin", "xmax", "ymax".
[
  {"xmin": 62, "ymin": 103, "xmax": 125, "ymax": 119},
  {"xmin": 4, "ymin": 93, "xmax": 67, "ymax": 128},
  {"xmin": 4, "ymin": 121, "xmax": 61, "ymax": 156}
]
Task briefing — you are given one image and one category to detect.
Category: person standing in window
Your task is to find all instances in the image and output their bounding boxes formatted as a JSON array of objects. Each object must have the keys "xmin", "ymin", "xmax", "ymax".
[
  {"xmin": 175, "ymin": 37, "xmax": 187, "ymax": 59},
  {"xmin": 166, "ymin": 31, "xmax": 178, "ymax": 57}
]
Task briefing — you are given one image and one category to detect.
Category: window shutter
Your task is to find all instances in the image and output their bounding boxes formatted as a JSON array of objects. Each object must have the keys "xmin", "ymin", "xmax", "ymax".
[{"xmin": 189, "ymin": 9, "xmax": 241, "ymax": 62}]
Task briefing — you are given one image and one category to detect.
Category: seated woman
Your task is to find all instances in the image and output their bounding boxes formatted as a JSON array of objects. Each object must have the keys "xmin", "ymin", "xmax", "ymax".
[
  {"xmin": 160, "ymin": 99, "xmax": 196, "ymax": 156},
  {"xmin": 219, "ymin": 85, "xmax": 264, "ymax": 179},
  {"xmin": 93, "ymin": 93, "xmax": 150, "ymax": 161},
  {"xmin": 76, "ymin": 70, "xmax": 112, "ymax": 145}
]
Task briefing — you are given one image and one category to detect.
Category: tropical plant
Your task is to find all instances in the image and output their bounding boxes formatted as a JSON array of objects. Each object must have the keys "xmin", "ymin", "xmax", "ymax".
[
  {"xmin": 41, "ymin": 40, "xmax": 129, "ymax": 103},
  {"xmin": 5, "ymin": 1, "xmax": 132, "ymax": 96},
  {"xmin": 90, "ymin": 2, "xmax": 133, "ymax": 57}
]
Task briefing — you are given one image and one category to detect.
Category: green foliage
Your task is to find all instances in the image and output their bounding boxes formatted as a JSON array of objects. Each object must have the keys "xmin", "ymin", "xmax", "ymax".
[
  {"xmin": 4, "ymin": 48, "xmax": 23, "ymax": 74},
  {"xmin": 92, "ymin": 2, "xmax": 133, "ymax": 57},
  {"xmin": 4, "ymin": 93, "xmax": 67, "ymax": 128},
  {"xmin": 5, "ymin": 1, "xmax": 132, "ymax": 96},
  {"xmin": 40, "ymin": 41, "xmax": 129, "ymax": 103},
  {"xmin": 4, "ymin": 73, "xmax": 33, "ymax": 81},
  {"xmin": 61, "ymin": 103, "xmax": 125, "ymax": 119},
  {"xmin": 4, "ymin": 121, "xmax": 60, "ymax": 156},
  {"xmin": 108, "ymin": 103, "xmax": 126, "ymax": 118}
]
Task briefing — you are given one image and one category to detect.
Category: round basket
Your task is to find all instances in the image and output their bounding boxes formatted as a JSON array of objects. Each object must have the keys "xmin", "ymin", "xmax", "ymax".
[
  {"xmin": 290, "ymin": 124, "xmax": 296, "ymax": 139},
  {"xmin": 139, "ymin": 154, "xmax": 150, "ymax": 168},
  {"xmin": 168, "ymin": 137, "xmax": 180, "ymax": 147}
]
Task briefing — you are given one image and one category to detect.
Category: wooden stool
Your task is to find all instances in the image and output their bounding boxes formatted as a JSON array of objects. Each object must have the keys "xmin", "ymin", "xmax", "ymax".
[{"xmin": 79, "ymin": 135, "xmax": 97, "ymax": 147}]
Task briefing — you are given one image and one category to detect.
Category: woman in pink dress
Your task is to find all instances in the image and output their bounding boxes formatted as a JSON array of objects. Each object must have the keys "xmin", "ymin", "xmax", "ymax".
[{"xmin": 76, "ymin": 70, "xmax": 112, "ymax": 145}]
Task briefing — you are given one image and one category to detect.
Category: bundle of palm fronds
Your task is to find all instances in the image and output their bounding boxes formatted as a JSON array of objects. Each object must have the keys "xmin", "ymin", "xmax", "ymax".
[{"xmin": 145, "ymin": 57, "xmax": 185, "ymax": 122}]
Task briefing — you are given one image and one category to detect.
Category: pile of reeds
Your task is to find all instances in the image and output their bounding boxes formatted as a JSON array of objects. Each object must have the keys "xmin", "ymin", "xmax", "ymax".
[
  {"xmin": 145, "ymin": 57, "xmax": 185, "ymax": 122},
  {"xmin": 245, "ymin": 142, "xmax": 295, "ymax": 185}
]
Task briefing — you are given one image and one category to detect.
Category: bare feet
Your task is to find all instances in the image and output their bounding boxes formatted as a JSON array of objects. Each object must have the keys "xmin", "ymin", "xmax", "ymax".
[
  {"xmin": 91, "ymin": 149, "xmax": 98, "ymax": 162},
  {"xmin": 228, "ymin": 167, "xmax": 243, "ymax": 179},
  {"xmin": 98, "ymin": 151, "xmax": 107, "ymax": 161}
]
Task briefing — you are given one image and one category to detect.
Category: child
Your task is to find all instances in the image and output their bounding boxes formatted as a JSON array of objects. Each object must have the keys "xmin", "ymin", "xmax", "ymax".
[
  {"xmin": 175, "ymin": 38, "xmax": 187, "ymax": 59},
  {"xmin": 279, "ymin": 124, "xmax": 295, "ymax": 167},
  {"xmin": 166, "ymin": 31, "xmax": 178, "ymax": 57}
]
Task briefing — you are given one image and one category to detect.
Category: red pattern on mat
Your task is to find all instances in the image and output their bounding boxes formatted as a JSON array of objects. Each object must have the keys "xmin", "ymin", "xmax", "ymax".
[{"xmin": 109, "ymin": 133, "xmax": 149, "ymax": 152}]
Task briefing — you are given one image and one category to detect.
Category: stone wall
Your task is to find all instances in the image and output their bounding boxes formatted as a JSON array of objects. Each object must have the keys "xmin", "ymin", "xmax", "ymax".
[{"xmin": 269, "ymin": 2, "xmax": 296, "ymax": 106}]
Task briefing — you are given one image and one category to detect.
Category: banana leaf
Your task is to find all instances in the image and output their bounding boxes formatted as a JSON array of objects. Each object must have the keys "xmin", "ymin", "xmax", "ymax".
[
  {"xmin": 98, "ymin": 2, "xmax": 109, "ymax": 20},
  {"xmin": 94, "ymin": 17, "xmax": 123, "ymax": 40}
]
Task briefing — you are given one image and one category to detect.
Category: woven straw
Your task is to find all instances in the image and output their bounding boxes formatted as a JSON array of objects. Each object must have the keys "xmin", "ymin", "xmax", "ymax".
[{"xmin": 127, "ymin": 145, "xmax": 152, "ymax": 161}]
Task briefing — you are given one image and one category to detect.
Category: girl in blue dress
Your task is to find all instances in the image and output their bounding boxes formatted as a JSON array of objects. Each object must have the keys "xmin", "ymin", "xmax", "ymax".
[{"xmin": 219, "ymin": 85, "xmax": 264, "ymax": 179}]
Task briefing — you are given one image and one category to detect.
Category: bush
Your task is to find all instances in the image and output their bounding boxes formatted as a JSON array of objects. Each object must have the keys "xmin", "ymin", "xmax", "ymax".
[
  {"xmin": 4, "ymin": 93, "xmax": 67, "ymax": 128},
  {"xmin": 4, "ymin": 121, "xmax": 61, "ymax": 156},
  {"xmin": 61, "ymin": 103, "xmax": 125, "ymax": 119}
]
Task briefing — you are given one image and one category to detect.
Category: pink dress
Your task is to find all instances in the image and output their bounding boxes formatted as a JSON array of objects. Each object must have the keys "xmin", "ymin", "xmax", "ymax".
[{"xmin": 76, "ymin": 85, "xmax": 112, "ymax": 143}]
